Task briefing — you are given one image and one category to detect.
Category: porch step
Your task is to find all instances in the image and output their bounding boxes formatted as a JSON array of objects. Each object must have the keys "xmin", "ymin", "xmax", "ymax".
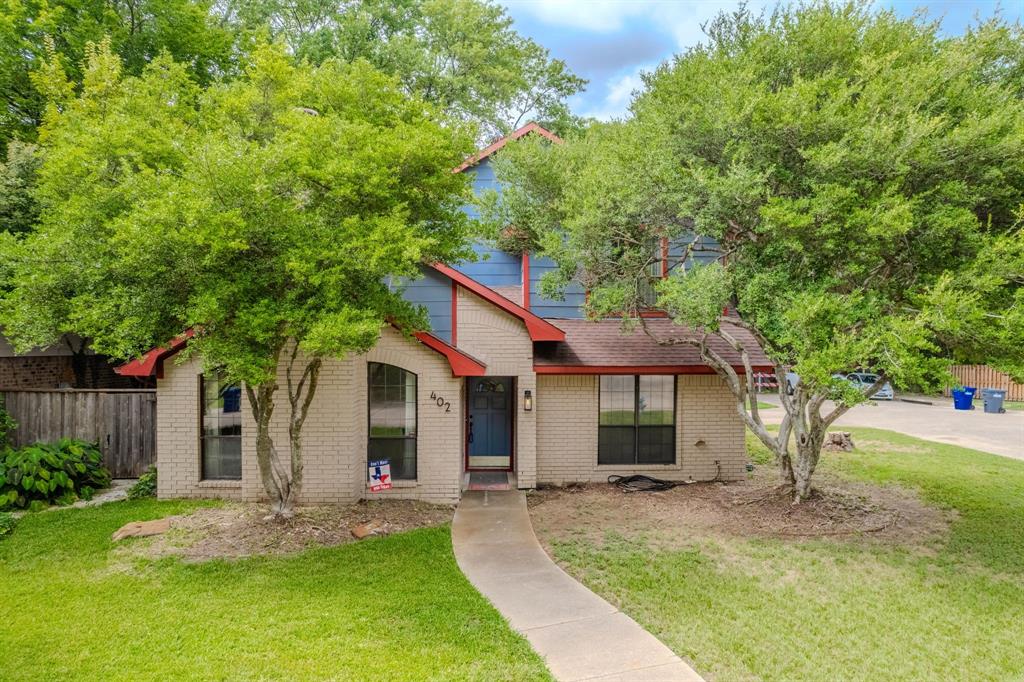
[{"xmin": 466, "ymin": 471, "xmax": 511, "ymax": 491}]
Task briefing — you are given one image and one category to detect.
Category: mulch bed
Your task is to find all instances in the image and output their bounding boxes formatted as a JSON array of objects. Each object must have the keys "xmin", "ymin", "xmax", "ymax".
[{"xmin": 118, "ymin": 499, "xmax": 454, "ymax": 562}]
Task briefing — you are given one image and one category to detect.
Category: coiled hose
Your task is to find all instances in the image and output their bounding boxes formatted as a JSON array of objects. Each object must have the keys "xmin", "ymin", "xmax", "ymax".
[{"xmin": 607, "ymin": 474, "xmax": 686, "ymax": 492}]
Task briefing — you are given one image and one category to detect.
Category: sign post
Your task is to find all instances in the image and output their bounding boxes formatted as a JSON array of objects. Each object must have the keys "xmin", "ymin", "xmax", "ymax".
[{"xmin": 368, "ymin": 459, "xmax": 392, "ymax": 492}]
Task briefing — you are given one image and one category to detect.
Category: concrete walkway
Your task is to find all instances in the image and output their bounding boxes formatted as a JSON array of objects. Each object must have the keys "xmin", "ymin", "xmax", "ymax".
[{"xmin": 452, "ymin": 490, "xmax": 703, "ymax": 682}]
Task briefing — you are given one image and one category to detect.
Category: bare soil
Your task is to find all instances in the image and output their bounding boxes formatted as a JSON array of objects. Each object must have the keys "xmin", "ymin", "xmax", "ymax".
[
  {"xmin": 528, "ymin": 466, "xmax": 951, "ymax": 552},
  {"xmin": 117, "ymin": 500, "xmax": 454, "ymax": 563}
]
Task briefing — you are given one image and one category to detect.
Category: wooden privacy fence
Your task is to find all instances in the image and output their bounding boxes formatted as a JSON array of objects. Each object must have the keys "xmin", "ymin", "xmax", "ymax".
[
  {"xmin": 0, "ymin": 389, "xmax": 156, "ymax": 478},
  {"xmin": 944, "ymin": 366, "xmax": 1024, "ymax": 402}
]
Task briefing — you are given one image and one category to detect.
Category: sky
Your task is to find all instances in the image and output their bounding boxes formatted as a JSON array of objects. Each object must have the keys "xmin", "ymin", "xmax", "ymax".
[{"xmin": 497, "ymin": 0, "xmax": 1024, "ymax": 120}]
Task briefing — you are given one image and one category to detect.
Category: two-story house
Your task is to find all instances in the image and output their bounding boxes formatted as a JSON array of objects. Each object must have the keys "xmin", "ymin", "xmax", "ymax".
[{"xmin": 118, "ymin": 123, "xmax": 769, "ymax": 503}]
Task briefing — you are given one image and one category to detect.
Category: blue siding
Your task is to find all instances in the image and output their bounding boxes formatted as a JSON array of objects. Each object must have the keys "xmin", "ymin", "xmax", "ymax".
[
  {"xmin": 398, "ymin": 265, "xmax": 453, "ymax": 343},
  {"xmin": 462, "ymin": 158, "xmax": 500, "ymax": 220},
  {"xmin": 668, "ymin": 233, "xmax": 721, "ymax": 272},
  {"xmin": 456, "ymin": 241, "xmax": 522, "ymax": 288},
  {"xmin": 529, "ymin": 254, "xmax": 585, "ymax": 319}
]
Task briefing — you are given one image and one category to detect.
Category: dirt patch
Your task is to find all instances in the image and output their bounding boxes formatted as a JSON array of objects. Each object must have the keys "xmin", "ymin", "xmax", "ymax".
[
  {"xmin": 528, "ymin": 467, "xmax": 951, "ymax": 552},
  {"xmin": 116, "ymin": 500, "xmax": 454, "ymax": 563}
]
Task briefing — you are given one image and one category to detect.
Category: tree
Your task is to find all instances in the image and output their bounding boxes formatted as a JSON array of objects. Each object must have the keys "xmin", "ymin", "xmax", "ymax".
[
  {"xmin": 0, "ymin": 0, "xmax": 239, "ymax": 151},
  {"xmin": 232, "ymin": 0, "xmax": 586, "ymax": 138},
  {"xmin": 1, "ymin": 41, "xmax": 475, "ymax": 515},
  {"xmin": 483, "ymin": 4, "xmax": 1024, "ymax": 500},
  {"xmin": 0, "ymin": 141, "xmax": 41, "ymax": 235}
]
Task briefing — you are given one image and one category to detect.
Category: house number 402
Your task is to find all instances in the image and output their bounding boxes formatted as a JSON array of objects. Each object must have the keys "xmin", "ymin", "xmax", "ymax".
[{"xmin": 429, "ymin": 391, "xmax": 451, "ymax": 413}]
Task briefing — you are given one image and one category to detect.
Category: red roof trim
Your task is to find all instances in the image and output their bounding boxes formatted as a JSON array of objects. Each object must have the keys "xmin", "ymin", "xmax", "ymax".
[
  {"xmin": 116, "ymin": 326, "xmax": 487, "ymax": 379},
  {"xmin": 534, "ymin": 364, "xmax": 774, "ymax": 375},
  {"xmin": 453, "ymin": 122, "xmax": 563, "ymax": 173},
  {"xmin": 115, "ymin": 329, "xmax": 195, "ymax": 378},
  {"xmin": 413, "ymin": 330, "xmax": 486, "ymax": 376},
  {"xmin": 431, "ymin": 262, "xmax": 566, "ymax": 341}
]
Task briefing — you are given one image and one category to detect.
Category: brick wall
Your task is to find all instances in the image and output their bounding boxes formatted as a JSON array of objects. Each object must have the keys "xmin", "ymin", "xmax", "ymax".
[
  {"xmin": 157, "ymin": 326, "xmax": 464, "ymax": 505},
  {"xmin": 0, "ymin": 355, "xmax": 138, "ymax": 389},
  {"xmin": 535, "ymin": 373, "xmax": 746, "ymax": 485},
  {"xmin": 456, "ymin": 288, "xmax": 537, "ymax": 488}
]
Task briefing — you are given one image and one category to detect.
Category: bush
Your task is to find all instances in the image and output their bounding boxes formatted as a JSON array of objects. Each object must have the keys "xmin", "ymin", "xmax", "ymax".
[
  {"xmin": 0, "ymin": 511, "xmax": 16, "ymax": 539},
  {"xmin": 0, "ymin": 439, "xmax": 111, "ymax": 510},
  {"xmin": 127, "ymin": 467, "xmax": 157, "ymax": 500}
]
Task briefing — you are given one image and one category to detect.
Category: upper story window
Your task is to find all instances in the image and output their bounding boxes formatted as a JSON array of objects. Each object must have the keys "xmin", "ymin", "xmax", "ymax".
[
  {"xmin": 200, "ymin": 371, "xmax": 242, "ymax": 480},
  {"xmin": 639, "ymin": 238, "xmax": 669, "ymax": 307},
  {"xmin": 598, "ymin": 375, "xmax": 675, "ymax": 465},
  {"xmin": 368, "ymin": 362, "xmax": 417, "ymax": 480}
]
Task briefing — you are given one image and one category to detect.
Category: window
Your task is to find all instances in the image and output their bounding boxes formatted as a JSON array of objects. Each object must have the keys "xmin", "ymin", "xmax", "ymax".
[
  {"xmin": 599, "ymin": 375, "xmax": 675, "ymax": 465},
  {"xmin": 200, "ymin": 372, "xmax": 242, "ymax": 480},
  {"xmin": 368, "ymin": 362, "xmax": 417, "ymax": 480}
]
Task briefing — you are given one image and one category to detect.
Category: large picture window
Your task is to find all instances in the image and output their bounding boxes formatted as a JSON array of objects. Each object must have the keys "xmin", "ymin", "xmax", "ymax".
[
  {"xmin": 200, "ymin": 372, "xmax": 242, "ymax": 480},
  {"xmin": 598, "ymin": 375, "xmax": 675, "ymax": 465},
  {"xmin": 368, "ymin": 362, "xmax": 417, "ymax": 480}
]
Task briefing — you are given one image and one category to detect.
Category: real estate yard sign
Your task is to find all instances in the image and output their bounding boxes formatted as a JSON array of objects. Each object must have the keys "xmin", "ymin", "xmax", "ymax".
[{"xmin": 368, "ymin": 460, "xmax": 392, "ymax": 492}]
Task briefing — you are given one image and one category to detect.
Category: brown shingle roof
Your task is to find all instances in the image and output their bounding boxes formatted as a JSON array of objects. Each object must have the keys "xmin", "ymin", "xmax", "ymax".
[{"xmin": 533, "ymin": 318, "xmax": 770, "ymax": 371}]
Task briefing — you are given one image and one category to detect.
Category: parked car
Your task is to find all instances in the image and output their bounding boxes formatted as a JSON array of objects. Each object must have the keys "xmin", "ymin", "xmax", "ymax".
[
  {"xmin": 784, "ymin": 371, "xmax": 894, "ymax": 400},
  {"xmin": 837, "ymin": 372, "xmax": 894, "ymax": 400}
]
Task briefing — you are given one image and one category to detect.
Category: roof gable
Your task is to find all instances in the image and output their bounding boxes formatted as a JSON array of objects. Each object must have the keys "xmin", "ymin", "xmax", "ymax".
[{"xmin": 453, "ymin": 122, "xmax": 562, "ymax": 174}]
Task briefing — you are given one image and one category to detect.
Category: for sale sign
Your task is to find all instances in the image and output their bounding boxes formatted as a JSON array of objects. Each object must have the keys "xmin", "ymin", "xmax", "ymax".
[{"xmin": 368, "ymin": 459, "xmax": 392, "ymax": 492}]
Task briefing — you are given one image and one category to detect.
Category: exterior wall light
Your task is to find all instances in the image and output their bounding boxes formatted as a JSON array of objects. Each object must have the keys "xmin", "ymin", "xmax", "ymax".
[{"xmin": 523, "ymin": 389, "xmax": 533, "ymax": 412}]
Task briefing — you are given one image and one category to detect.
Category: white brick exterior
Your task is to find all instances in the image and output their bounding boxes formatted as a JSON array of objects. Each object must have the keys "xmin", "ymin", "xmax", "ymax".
[
  {"xmin": 155, "ymin": 293, "xmax": 746, "ymax": 503},
  {"xmin": 157, "ymin": 327, "xmax": 464, "ymax": 504},
  {"xmin": 535, "ymin": 374, "xmax": 745, "ymax": 485}
]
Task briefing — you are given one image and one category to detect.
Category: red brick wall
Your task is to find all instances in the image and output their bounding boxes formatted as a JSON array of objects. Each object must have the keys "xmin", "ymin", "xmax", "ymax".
[{"xmin": 0, "ymin": 355, "xmax": 137, "ymax": 389}]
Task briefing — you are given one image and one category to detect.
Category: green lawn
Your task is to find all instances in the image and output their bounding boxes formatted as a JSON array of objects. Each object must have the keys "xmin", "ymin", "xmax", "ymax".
[
  {"xmin": 1004, "ymin": 400, "xmax": 1024, "ymax": 411},
  {"xmin": 542, "ymin": 429, "xmax": 1024, "ymax": 681},
  {"xmin": 0, "ymin": 500, "xmax": 550, "ymax": 681}
]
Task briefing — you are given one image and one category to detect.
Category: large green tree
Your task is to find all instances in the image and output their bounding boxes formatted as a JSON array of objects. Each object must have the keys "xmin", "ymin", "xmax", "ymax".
[
  {"xmin": 232, "ymin": 0, "xmax": 586, "ymax": 138},
  {"xmin": 0, "ymin": 0, "xmax": 239, "ymax": 150},
  {"xmin": 484, "ymin": 3, "xmax": 1024, "ymax": 500},
  {"xmin": 2, "ymin": 41, "xmax": 475, "ymax": 515}
]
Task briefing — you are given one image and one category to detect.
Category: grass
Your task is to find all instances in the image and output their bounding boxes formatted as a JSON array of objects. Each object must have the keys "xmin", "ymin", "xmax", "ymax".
[
  {"xmin": 1004, "ymin": 400, "xmax": 1024, "ymax": 411},
  {"xmin": 544, "ymin": 429, "xmax": 1024, "ymax": 681},
  {"xmin": 0, "ymin": 499, "xmax": 550, "ymax": 681}
]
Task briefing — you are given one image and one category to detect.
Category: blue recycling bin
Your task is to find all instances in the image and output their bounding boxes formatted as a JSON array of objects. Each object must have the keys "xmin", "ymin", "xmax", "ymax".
[{"xmin": 952, "ymin": 387, "xmax": 977, "ymax": 410}]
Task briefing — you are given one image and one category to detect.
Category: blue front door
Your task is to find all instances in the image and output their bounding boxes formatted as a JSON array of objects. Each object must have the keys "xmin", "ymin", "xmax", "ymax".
[{"xmin": 468, "ymin": 377, "xmax": 513, "ymax": 468}]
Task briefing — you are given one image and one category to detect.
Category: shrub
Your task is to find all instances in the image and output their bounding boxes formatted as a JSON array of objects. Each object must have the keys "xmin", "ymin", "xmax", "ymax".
[
  {"xmin": 127, "ymin": 467, "xmax": 157, "ymax": 500},
  {"xmin": 0, "ymin": 439, "xmax": 111, "ymax": 510},
  {"xmin": 0, "ymin": 511, "xmax": 16, "ymax": 539}
]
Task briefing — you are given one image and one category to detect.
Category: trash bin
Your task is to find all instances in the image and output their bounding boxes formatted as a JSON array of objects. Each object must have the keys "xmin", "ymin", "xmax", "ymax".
[
  {"xmin": 981, "ymin": 388, "xmax": 1006, "ymax": 414},
  {"xmin": 952, "ymin": 387, "xmax": 977, "ymax": 410}
]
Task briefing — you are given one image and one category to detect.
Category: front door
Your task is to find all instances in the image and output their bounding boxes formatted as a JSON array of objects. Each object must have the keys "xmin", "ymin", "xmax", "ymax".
[{"xmin": 467, "ymin": 377, "xmax": 513, "ymax": 469}]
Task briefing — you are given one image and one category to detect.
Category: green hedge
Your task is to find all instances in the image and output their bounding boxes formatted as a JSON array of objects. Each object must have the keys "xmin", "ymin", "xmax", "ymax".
[{"xmin": 0, "ymin": 439, "xmax": 111, "ymax": 511}]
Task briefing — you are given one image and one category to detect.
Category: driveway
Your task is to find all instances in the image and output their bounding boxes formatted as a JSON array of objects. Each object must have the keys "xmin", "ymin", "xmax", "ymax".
[{"xmin": 758, "ymin": 394, "xmax": 1024, "ymax": 461}]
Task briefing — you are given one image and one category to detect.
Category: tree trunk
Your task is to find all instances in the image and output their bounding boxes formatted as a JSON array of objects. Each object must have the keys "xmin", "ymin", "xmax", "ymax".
[{"xmin": 652, "ymin": 319, "xmax": 889, "ymax": 504}]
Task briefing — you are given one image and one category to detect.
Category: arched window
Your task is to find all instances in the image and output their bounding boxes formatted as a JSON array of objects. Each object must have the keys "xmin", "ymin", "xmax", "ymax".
[{"xmin": 368, "ymin": 362, "xmax": 417, "ymax": 480}]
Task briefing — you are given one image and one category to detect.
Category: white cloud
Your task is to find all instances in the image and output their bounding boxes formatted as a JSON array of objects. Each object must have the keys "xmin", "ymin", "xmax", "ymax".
[
  {"xmin": 577, "ymin": 64, "xmax": 652, "ymax": 121},
  {"xmin": 503, "ymin": 0, "xmax": 654, "ymax": 32}
]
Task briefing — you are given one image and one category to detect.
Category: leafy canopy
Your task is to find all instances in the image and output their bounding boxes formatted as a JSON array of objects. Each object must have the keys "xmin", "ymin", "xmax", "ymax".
[
  {"xmin": 234, "ymin": 0, "xmax": 587, "ymax": 138},
  {"xmin": 0, "ymin": 0, "xmax": 239, "ymax": 150},
  {"xmin": 487, "ymin": 3, "xmax": 1024, "ymax": 388},
  {"xmin": 2, "ymin": 40, "xmax": 476, "ymax": 385}
]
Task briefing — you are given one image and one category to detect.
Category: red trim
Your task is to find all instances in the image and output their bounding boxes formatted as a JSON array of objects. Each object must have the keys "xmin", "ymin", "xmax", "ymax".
[
  {"xmin": 453, "ymin": 122, "xmax": 563, "ymax": 173},
  {"xmin": 451, "ymin": 280, "xmax": 459, "ymax": 346},
  {"xmin": 534, "ymin": 364, "xmax": 773, "ymax": 375},
  {"xmin": 413, "ymin": 331, "xmax": 486, "ymax": 376},
  {"xmin": 660, "ymin": 237, "xmax": 669, "ymax": 279},
  {"xmin": 430, "ymin": 262, "xmax": 565, "ymax": 341},
  {"xmin": 115, "ymin": 329, "xmax": 195, "ymax": 378},
  {"xmin": 521, "ymin": 251, "xmax": 530, "ymax": 309}
]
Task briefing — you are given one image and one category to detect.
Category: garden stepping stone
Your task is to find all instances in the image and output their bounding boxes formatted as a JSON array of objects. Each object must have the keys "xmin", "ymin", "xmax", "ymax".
[{"xmin": 111, "ymin": 518, "xmax": 171, "ymax": 541}]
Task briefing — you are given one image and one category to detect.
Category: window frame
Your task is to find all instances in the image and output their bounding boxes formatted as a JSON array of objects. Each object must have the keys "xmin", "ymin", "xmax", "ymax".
[
  {"xmin": 598, "ymin": 374, "xmax": 677, "ymax": 466},
  {"xmin": 366, "ymin": 362, "xmax": 419, "ymax": 481},
  {"xmin": 199, "ymin": 371, "xmax": 242, "ymax": 481}
]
